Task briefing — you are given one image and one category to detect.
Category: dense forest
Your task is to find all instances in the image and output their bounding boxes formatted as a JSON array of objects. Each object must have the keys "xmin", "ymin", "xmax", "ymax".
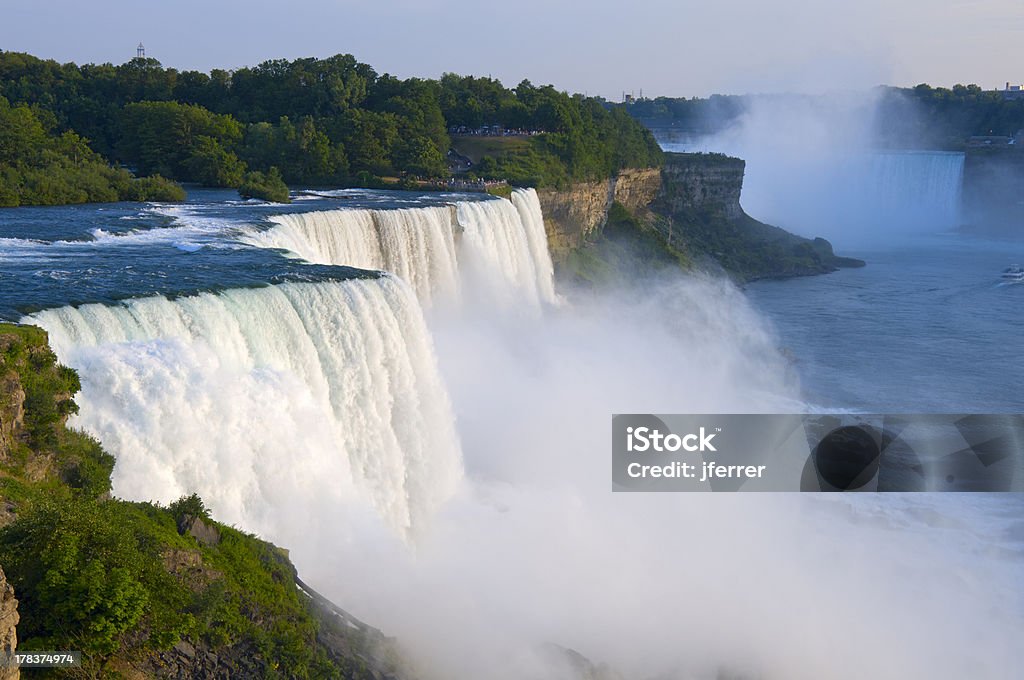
[
  {"xmin": 0, "ymin": 95, "xmax": 183, "ymax": 206},
  {"xmin": 0, "ymin": 50, "xmax": 663, "ymax": 205},
  {"xmin": 627, "ymin": 84, "xmax": 1024, "ymax": 149}
]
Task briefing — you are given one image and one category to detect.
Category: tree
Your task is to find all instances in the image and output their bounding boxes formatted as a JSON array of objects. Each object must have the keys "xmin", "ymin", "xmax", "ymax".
[
  {"xmin": 0, "ymin": 500, "xmax": 149, "ymax": 657},
  {"xmin": 184, "ymin": 136, "xmax": 246, "ymax": 187}
]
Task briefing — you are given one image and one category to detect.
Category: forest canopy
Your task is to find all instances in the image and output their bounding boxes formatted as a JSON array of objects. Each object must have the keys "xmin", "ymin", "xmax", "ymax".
[
  {"xmin": 0, "ymin": 95, "xmax": 183, "ymax": 206},
  {"xmin": 0, "ymin": 50, "xmax": 663, "ymax": 202}
]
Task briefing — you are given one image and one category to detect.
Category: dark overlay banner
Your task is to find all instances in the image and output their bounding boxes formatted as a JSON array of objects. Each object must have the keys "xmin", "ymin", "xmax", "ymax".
[{"xmin": 612, "ymin": 414, "xmax": 1024, "ymax": 492}]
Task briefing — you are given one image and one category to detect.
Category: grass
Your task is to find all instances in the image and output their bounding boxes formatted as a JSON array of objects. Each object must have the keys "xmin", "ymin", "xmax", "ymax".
[{"xmin": 450, "ymin": 135, "xmax": 533, "ymax": 164}]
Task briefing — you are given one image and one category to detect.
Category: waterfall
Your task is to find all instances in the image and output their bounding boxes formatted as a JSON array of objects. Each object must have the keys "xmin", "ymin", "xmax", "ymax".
[
  {"xmin": 865, "ymin": 151, "xmax": 964, "ymax": 227},
  {"xmin": 245, "ymin": 206, "xmax": 460, "ymax": 305},
  {"xmin": 457, "ymin": 189, "xmax": 557, "ymax": 308},
  {"xmin": 244, "ymin": 189, "xmax": 557, "ymax": 308},
  {"xmin": 27, "ymin": 277, "xmax": 463, "ymax": 539},
  {"xmin": 735, "ymin": 150, "xmax": 966, "ymax": 242}
]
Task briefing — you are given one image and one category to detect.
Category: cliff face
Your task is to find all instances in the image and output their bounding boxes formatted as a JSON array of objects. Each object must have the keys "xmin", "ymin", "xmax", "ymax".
[
  {"xmin": 540, "ymin": 153, "xmax": 863, "ymax": 282},
  {"xmin": 0, "ymin": 345, "xmax": 27, "ymax": 462},
  {"xmin": 536, "ymin": 168, "xmax": 661, "ymax": 261},
  {"xmin": 656, "ymin": 154, "xmax": 745, "ymax": 220},
  {"xmin": 612, "ymin": 167, "xmax": 662, "ymax": 212},
  {"xmin": 536, "ymin": 180, "xmax": 611, "ymax": 258}
]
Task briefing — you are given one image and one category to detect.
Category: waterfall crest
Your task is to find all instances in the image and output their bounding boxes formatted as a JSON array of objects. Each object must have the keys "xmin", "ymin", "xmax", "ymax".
[
  {"xmin": 28, "ymin": 277, "xmax": 463, "ymax": 538},
  {"xmin": 245, "ymin": 189, "xmax": 557, "ymax": 307}
]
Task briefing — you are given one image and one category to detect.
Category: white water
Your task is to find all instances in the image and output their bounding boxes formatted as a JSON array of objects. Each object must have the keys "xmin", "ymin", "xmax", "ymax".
[
  {"xmin": 662, "ymin": 138, "xmax": 966, "ymax": 243},
  {"xmin": 866, "ymin": 151, "xmax": 964, "ymax": 225},
  {"xmin": 28, "ymin": 277, "xmax": 462, "ymax": 538},
  {"xmin": 245, "ymin": 189, "xmax": 557, "ymax": 308},
  {"xmin": 18, "ymin": 188, "xmax": 1024, "ymax": 679},
  {"xmin": 736, "ymin": 150, "xmax": 965, "ymax": 238},
  {"xmin": 660, "ymin": 90, "xmax": 967, "ymax": 244}
]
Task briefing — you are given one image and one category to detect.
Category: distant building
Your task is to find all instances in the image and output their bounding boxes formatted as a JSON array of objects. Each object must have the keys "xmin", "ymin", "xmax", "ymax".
[{"xmin": 1003, "ymin": 82, "xmax": 1024, "ymax": 100}]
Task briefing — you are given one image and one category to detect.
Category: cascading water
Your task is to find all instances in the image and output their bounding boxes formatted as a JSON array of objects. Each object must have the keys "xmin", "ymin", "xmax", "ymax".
[
  {"xmin": 245, "ymin": 206, "xmax": 460, "ymax": 305},
  {"xmin": 27, "ymin": 277, "xmax": 463, "ymax": 539},
  {"xmin": 857, "ymin": 151, "xmax": 964, "ymax": 227},
  {"xmin": 457, "ymin": 190, "xmax": 557, "ymax": 308},
  {"xmin": 244, "ymin": 189, "xmax": 557, "ymax": 308},
  {"xmin": 715, "ymin": 148, "xmax": 965, "ymax": 242}
]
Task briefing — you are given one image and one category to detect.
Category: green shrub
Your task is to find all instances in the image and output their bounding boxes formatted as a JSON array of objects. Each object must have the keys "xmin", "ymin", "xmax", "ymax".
[{"xmin": 239, "ymin": 167, "xmax": 291, "ymax": 203}]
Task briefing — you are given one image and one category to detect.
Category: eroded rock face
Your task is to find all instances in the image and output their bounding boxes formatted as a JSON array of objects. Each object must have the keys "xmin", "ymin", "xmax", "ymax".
[
  {"xmin": 536, "ymin": 167, "xmax": 663, "ymax": 261},
  {"xmin": 612, "ymin": 167, "xmax": 661, "ymax": 213},
  {"xmin": 0, "ymin": 567, "xmax": 19, "ymax": 680},
  {"xmin": 177, "ymin": 516, "xmax": 221, "ymax": 548},
  {"xmin": 657, "ymin": 153, "xmax": 745, "ymax": 219},
  {"xmin": 537, "ymin": 180, "xmax": 612, "ymax": 258}
]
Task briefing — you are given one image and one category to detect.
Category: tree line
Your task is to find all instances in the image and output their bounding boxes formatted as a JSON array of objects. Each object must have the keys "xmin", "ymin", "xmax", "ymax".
[
  {"xmin": 0, "ymin": 51, "xmax": 663, "ymax": 204},
  {"xmin": 0, "ymin": 95, "xmax": 183, "ymax": 206},
  {"xmin": 626, "ymin": 85, "xmax": 1024, "ymax": 150}
]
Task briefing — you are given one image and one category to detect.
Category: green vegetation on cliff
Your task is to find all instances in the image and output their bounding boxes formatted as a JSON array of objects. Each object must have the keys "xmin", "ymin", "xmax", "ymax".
[
  {"xmin": 0, "ymin": 50, "xmax": 661, "ymax": 202},
  {"xmin": 0, "ymin": 96, "xmax": 184, "ymax": 207},
  {"xmin": 0, "ymin": 323, "xmax": 401, "ymax": 678}
]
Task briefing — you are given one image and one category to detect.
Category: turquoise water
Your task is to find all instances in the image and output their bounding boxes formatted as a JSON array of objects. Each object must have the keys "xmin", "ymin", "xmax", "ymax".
[{"xmin": 747, "ymin": 233, "xmax": 1024, "ymax": 412}]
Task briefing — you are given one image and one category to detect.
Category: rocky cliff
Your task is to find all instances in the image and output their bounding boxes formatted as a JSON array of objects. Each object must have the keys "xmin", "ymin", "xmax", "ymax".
[
  {"xmin": 657, "ymin": 153, "xmax": 744, "ymax": 219},
  {"xmin": 540, "ymin": 153, "xmax": 863, "ymax": 282},
  {"xmin": 536, "ymin": 179, "xmax": 611, "ymax": 257},
  {"xmin": 0, "ymin": 568, "xmax": 16, "ymax": 680},
  {"xmin": 536, "ymin": 168, "xmax": 661, "ymax": 259}
]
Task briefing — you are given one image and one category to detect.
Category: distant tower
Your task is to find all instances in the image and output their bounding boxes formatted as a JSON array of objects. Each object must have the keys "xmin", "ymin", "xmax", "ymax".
[{"xmin": 137, "ymin": 42, "xmax": 145, "ymax": 58}]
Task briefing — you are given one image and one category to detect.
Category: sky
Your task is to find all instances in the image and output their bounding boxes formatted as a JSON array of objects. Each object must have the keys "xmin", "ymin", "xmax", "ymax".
[{"xmin": 1, "ymin": 0, "xmax": 1023, "ymax": 99}]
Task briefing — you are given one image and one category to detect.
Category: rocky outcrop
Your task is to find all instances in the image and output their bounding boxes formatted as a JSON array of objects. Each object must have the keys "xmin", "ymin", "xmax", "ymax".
[
  {"xmin": 539, "ymin": 153, "xmax": 863, "ymax": 282},
  {"xmin": 536, "ymin": 167, "xmax": 662, "ymax": 261},
  {"xmin": 612, "ymin": 167, "xmax": 661, "ymax": 212},
  {"xmin": 656, "ymin": 153, "xmax": 745, "ymax": 219},
  {"xmin": 176, "ymin": 515, "xmax": 221, "ymax": 548},
  {"xmin": 297, "ymin": 577, "xmax": 410, "ymax": 680},
  {"xmin": 536, "ymin": 180, "xmax": 611, "ymax": 258},
  {"xmin": 140, "ymin": 638, "xmax": 270, "ymax": 679},
  {"xmin": 0, "ymin": 568, "xmax": 18, "ymax": 680}
]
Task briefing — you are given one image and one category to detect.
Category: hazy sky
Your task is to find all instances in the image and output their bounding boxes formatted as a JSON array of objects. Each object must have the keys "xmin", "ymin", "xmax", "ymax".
[{"xmin": 2, "ymin": 0, "xmax": 1022, "ymax": 98}]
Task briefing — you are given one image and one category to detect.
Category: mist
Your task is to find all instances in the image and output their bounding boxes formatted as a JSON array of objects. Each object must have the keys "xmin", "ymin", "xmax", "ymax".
[
  {"xmin": 28, "ymin": 197, "xmax": 1024, "ymax": 679},
  {"xmin": 291, "ymin": 274, "xmax": 1024, "ymax": 680},
  {"xmin": 663, "ymin": 91, "xmax": 965, "ymax": 248}
]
